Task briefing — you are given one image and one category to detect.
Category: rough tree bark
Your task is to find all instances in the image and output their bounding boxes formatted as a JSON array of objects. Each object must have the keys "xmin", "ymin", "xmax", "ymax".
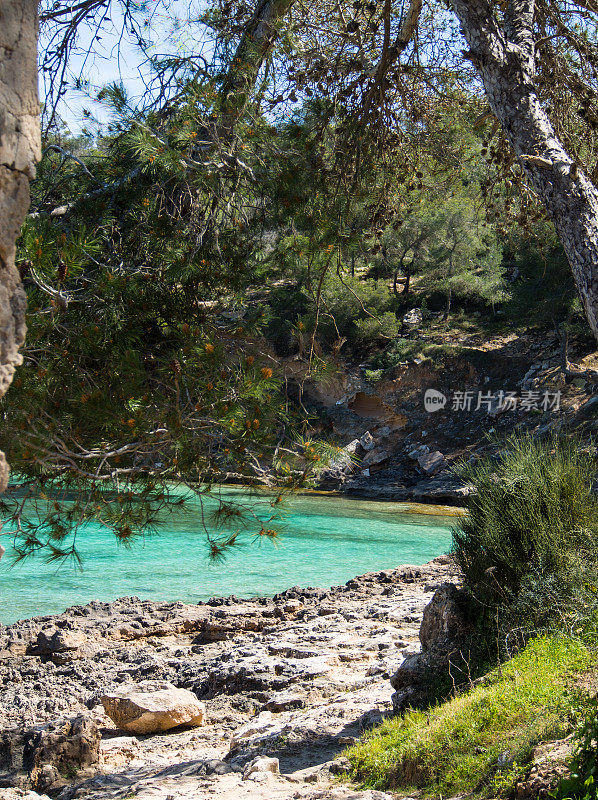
[
  {"xmin": 218, "ymin": 0, "xmax": 297, "ymax": 133},
  {"xmin": 449, "ymin": 0, "xmax": 598, "ymax": 342},
  {"xmin": 0, "ymin": 0, "xmax": 40, "ymax": 491}
]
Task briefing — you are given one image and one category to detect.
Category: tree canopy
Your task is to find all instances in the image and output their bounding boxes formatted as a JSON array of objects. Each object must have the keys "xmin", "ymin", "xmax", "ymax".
[{"xmin": 2, "ymin": 0, "xmax": 598, "ymax": 559}]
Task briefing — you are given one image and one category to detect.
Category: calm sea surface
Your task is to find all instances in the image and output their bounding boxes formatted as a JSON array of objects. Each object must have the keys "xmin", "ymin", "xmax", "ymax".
[{"xmin": 0, "ymin": 489, "xmax": 456, "ymax": 624}]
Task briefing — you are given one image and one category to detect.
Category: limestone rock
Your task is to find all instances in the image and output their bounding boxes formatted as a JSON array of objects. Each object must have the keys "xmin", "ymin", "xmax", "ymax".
[
  {"xmin": 0, "ymin": 715, "xmax": 100, "ymax": 793},
  {"xmin": 32, "ymin": 628, "xmax": 86, "ymax": 654},
  {"xmin": 242, "ymin": 755, "xmax": 280, "ymax": 780},
  {"xmin": 99, "ymin": 735, "xmax": 140, "ymax": 768},
  {"xmin": 229, "ymin": 712, "xmax": 283, "ymax": 751},
  {"xmin": 412, "ymin": 473, "xmax": 474, "ymax": 504},
  {"xmin": 262, "ymin": 692, "xmax": 305, "ymax": 712},
  {"xmin": 390, "ymin": 583, "xmax": 471, "ymax": 710},
  {"xmin": 402, "ymin": 308, "xmax": 423, "ymax": 330},
  {"xmin": 417, "ymin": 450, "xmax": 447, "ymax": 476},
  {"xmin": 344, "ymin": 438, "xmax": 361, "ymax": 455},
  {"xmin": 362, "ymin": 445, "xmax": 393, "ymax": 468},
  {"xmin": 101, "ymin": 681, "xmax": 206, "ymax": 734},
  {"xmin": 0, "ymin": 1, "xmax": 40, "ymax": 491},
  {"xmin": 515, "ymin": 737, "xmax": 573, "ymax": 798},
  {"xmin": 419, "ymin": 582, "xmax": 471, "ymax": 651},
  {"xmin": 408, "ymin": 444, "xmax": 430, "ymax": 460},
  {"xmin": 359, "ymin": 431, "xmax": 375, "ymax": 451}
]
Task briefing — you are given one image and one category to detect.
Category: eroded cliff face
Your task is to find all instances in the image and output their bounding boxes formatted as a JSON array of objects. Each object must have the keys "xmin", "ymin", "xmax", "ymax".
[{"xmin": 0, "ymin": 0, "xmax": 40, "ymax": 490}]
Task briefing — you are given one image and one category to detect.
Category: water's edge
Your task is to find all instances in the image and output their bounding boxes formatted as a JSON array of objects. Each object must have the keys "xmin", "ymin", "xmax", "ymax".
[{"xmin": 0, "ymin": 491, "xmax": 458, "ymax": 624}]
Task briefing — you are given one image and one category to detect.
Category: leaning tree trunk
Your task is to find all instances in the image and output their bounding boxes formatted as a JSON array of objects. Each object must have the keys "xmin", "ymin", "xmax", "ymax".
[
  {"xmin": 218, "ymin": 0, "xmax": 297, "ymax": 135},
  {"xmin": 0, "ymin": 0, "xmax": 40, "ymax": 491},
  {"xmin": 449, "ymin": 0, "xmax": 598, "ymax": 343}
]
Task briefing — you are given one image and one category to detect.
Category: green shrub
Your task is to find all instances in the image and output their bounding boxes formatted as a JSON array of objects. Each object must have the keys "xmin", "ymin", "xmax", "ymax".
[
  {"xmin": 503, "ymin": 222, "xmax": 579, "ymax": 327},
  {"xmin": 452, "ymin": 433, "xmax": 598, "ymax": 634},
  {"xmin": 555, "ymin": 695, "xmax": 598, "ymax": 800},
  {"xmin": 354, "ymin": 312, "xmax": 400, "ymax": 344},
  {"xmin": 348, "ymin": 635, "xmax": 590, "ymax": 797},
  {"xmin": 300, "ymin": 273, "xmax": 399, "ymax": 351},
  {"xmin": 368, "ymin": 337, "xmax": 468, "ymax": 371}
]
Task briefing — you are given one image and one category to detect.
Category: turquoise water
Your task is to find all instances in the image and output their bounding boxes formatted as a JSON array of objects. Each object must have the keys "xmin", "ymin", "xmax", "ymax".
[{"xmin": 0, "ymin": 490, "xmax": 454, "ymax": 624}]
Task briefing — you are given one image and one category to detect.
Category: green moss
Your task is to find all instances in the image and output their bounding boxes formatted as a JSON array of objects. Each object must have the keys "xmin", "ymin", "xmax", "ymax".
[{"xmin": 347, "ymin": 636, "xmax": 591, "ymax": 797}]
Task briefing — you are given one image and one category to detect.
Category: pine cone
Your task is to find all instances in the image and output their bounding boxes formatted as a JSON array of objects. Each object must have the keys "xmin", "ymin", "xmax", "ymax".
[{"xmin": 19, "ymin": 260, "xmax": 32, "ymax": 280}]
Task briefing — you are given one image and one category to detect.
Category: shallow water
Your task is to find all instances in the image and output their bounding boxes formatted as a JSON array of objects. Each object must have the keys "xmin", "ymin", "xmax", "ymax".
[{"xmin": 0, "ymin": 489, "xmax": 455, "ymax": 624}]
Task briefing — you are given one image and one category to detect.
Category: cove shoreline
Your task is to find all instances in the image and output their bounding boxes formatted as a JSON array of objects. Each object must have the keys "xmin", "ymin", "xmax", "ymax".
[
  {"xmin": 0, "ymin": 489, "xmax": 460, "ymax": 625},
  {"xmin": 0, "ymin": 556, "xmax": 458, "ymax": 799}
]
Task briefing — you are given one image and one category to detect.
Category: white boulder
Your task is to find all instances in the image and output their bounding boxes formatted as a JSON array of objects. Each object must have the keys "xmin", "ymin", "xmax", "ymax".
[
  {"xmin": 403, "ymin": 308, "xmax": 423, "ymax": 330},
  {"xmin": 242, "ymin": 756, "xmax": 280, "ymax": 780},
  {"xmin": 101, "ymin": 681, "xmax": 205, "ymax": 734}
]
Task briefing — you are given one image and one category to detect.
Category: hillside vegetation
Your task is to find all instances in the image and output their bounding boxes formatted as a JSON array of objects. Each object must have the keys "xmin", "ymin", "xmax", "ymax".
[{"xmin": 349, "ymin": 636, "xmax": 591, "ymax": 797}]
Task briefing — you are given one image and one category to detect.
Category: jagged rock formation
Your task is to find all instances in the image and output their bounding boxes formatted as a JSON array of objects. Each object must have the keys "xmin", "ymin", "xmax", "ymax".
[
  {"xmin": 390, "ymin": 581, "xmax": 472, "ymax": 712},
  {"xmin": 0, "ymin": 0, "xmax": 40, "ymax": 490},
  {"xmin": 0, "ymin": 558, "xmax": 457, "ymax": 799},
  {"xmin": 0, "ymin": 715, "xmax": 100, "ymax": 793}
]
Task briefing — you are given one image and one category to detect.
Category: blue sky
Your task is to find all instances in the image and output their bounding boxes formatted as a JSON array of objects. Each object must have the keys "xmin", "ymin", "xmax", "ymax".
[{"xmin": 42, "ymin": 0, "xmax": 207, "ymax": 132}]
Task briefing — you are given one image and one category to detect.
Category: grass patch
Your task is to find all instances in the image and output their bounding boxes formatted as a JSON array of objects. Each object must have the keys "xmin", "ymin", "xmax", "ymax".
[{"xmin": 347, "ymin": 635, "xmax": 591, "ymax": 797}]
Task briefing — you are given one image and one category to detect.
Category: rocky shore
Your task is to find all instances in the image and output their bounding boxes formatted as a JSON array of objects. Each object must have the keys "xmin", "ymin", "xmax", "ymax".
[{"xmin": 0, "ymin": 556, "xmax": 458, "ymax": 800}]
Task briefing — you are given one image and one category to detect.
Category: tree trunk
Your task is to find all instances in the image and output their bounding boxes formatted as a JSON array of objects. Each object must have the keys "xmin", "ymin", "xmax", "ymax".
[
  {"xmin": 443, "ymin": 250, "xmax": 455, "ymax": 321},
  {"xmin": 219, "ymin": 0, "xmax": 297, "ymax": 133},
  {"xmin": 449, "ymin": 0, "xmax": 598, "ymax": 342},
  {"xmin": 444, "ymin": 287, "xmax": 452, "ymax": 321},
  {"xmin": 401, "ymin": 270, "xmax": 411, "ymax": 295},
  {"xmin": 0, "ymin": 0, "xmax": 40, "ymax": 491}
]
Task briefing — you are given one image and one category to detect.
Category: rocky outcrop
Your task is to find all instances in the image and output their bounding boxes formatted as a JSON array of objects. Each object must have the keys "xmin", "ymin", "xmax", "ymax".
[
  {"xmin": 0, "ymin": 558, "xmax": 458, "ymax": 799},
  {"xmin": 0, "ymin": 0, "xmax": 40, "ymax": 491},
  {"xmin": 416, "ymin": 450, "xmax": 448, "ymax": 476},
  {"xmin": 344, "ymin": 468, "xmax": 473, "ymax": 505},
  {"xmin": 515, "ymin": 737, "xmax": 573, "ymax": 799},
  {"xmin": 101, "ymin": 682, "xmax": 206, "ymax": 734},
  {"xmin": 412, "ymin": 473, "xmax": 474, "ymax": 504},
  {"xmin": 390, "ymin": 581, "xmax": 471, "ymax": 711},
  {"xmin": 419, "ymin": 582, "xmax": 472, "ymax": 651},
  {"xmin": 26, "ymin": 628, "xmax": 100, "ymax": 665},
  {"xmin": 0, "ymin": 716, "xmax": 100, "ymax": 793}
]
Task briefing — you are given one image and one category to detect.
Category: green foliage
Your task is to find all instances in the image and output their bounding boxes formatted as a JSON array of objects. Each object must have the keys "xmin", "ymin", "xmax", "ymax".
[
  {"xmin": 2, "ymin": 87, "xmax": 334, "ymax": 560},
  {"xmin": 9, "ymin": 42, "xmax": 582, "ymax": 563},
  {"xmin": 452, "ymin": 434, "xmax": 598, "ymax": 634},
  {"xmin": 415, "ymin": 197, "xmax": 506, "ymax": 313},
  {"xmin": 348, "ymin": 635, "xmax": 590, "ymax": 797},
  {"xmin": 555, "ymin": 696, "xmax": 598, "ymax": 800},
  {"xmin": 369, "ymin": 336, "xmax": 469, "ymax": 372},
  {"xmin": 503, "ymin": 222, "xmax": 580, "ymax": 327},
  {"xmin": 299, "ymin": 273, "xmax": 399, "ymax": 351},
  {"xmin": 354, "ymin": 312, "xmax": 400, "ymax": 344}
]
